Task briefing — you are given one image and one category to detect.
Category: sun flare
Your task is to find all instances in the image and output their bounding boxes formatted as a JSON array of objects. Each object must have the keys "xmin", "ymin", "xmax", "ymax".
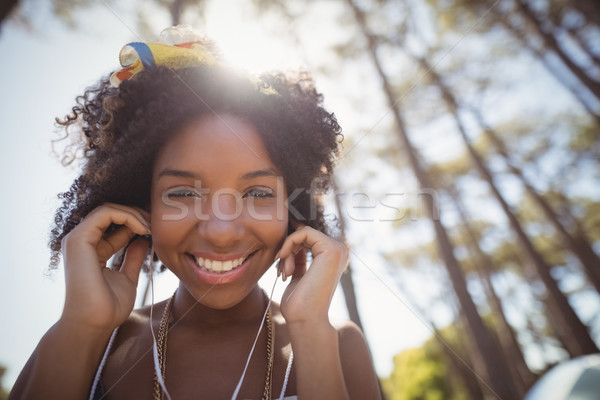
[{"xmin": 202, "ymin": 3, "xmax": 305, "ymax": 74}]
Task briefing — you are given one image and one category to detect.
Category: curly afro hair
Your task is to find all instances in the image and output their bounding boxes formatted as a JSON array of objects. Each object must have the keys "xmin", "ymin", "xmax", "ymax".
[{"xmin": 49, "ymin": 64, "xmax": 342, "ymax": 268}]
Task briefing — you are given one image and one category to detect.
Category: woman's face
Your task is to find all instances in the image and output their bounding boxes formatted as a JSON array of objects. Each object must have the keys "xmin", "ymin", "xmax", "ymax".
[{"xmin": 150, "ymin": 114, "xmax": 288, "ymax": 309}]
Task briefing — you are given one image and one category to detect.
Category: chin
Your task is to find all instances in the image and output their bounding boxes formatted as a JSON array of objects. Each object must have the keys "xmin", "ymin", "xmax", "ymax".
[{"xmin": 182, "ymin": 283, "xmax": 259, "ymax": 310}]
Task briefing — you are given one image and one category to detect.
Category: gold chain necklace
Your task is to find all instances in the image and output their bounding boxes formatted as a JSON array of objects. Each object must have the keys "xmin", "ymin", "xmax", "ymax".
[{"xmin": 153, "ymin": 292, "xmax": 274, "ymax": 400}]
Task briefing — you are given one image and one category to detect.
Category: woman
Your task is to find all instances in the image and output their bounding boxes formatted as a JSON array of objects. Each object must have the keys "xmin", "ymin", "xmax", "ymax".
[{"xmin": 10, "ymin": 26, "xmax": 381, "ymax": 400}]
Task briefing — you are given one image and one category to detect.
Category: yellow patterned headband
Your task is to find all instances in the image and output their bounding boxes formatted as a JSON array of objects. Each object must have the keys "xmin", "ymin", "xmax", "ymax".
[{"xmin": 110, "ymin": 26, "xmax": 278, "ymax": 96}]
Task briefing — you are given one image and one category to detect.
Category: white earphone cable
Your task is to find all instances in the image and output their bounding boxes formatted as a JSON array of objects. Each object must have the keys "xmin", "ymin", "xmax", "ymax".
[
  {"xmin": 278, "ymin": 350, "xmax": 294, "ymax": 400},
  {"xmin": 231, "ymin": 260, "xmax": 280, "ymax": 400}
]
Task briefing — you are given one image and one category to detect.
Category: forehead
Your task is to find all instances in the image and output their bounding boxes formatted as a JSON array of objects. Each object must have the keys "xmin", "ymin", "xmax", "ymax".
[{"xmin": 153, "ymin": 114, "xmax": 279, "ymax": 178}]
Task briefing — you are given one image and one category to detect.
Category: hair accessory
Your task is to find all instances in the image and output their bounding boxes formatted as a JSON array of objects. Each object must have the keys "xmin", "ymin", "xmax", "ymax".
[{"xmin": 110, "ymin": 25, "xmax": 278, "ymax": 96}]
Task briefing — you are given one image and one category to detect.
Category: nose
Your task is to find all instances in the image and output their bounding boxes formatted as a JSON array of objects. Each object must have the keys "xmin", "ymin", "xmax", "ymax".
[{"xmin": 197, "ymin": 190, "xmax": 244, "ymax": 249}]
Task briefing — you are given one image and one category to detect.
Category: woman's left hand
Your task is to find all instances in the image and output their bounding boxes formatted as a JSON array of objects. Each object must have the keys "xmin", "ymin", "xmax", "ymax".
[{"xmin": 276, "ymin": 225, "xmax": 349, "ymax": 325}]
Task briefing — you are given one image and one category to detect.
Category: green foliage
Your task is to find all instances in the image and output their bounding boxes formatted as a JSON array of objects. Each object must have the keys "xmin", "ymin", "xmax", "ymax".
[
  {"xmin": 384, "ymin": 347, "xmax": 448, "ymax": 400},
  {"xmin": 567, "ymin": 119, "xmax": 598, "ymax": 156},
  {"xmin": 51, "ymin": 0, "xmax": 104, "ymax": 28},
  {"xmin": 428, "ymin": 154, "xmax": 473, "ymax": 182},
  {"xmin": 384, "ymin": 239, "xmax": 439, "ymax": 268},
  {"xmin": 581, "ymin": 201, "xmax": 600, "ymax": 242},
  {"xmin": 488, "ymin": 240, "xmax": 521, "ymax": 271},
  {"xmin": 531, "ymin": 233, "xmax": 568, "ymax": 267},
  {"xmin": 539, "ymin": 192, "xmax": 600, "ymax": 243},
  {"xmin": 423, "ymin": 0, "xmax": 492, "ymax": 34},
  {"xmin": 383, "ymin": 327, "xmax": 470, "ymax": 400}
]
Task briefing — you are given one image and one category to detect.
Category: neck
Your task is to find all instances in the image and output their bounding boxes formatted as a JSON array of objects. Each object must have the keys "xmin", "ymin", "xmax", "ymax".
[{"xmin": 171, "ymin": 284, "xmax": 266, "ymax": 326}]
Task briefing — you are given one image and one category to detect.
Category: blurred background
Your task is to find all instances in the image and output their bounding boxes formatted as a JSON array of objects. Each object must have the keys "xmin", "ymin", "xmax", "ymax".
[{"xmin": 0, "ymin": 0, "xmax": 599, "ymax": 399}]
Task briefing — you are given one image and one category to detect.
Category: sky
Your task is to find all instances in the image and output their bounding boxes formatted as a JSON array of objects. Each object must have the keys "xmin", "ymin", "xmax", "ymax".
[{"xmin": 0, "ymin": 1, "xmax": 437, "ymax": 389}]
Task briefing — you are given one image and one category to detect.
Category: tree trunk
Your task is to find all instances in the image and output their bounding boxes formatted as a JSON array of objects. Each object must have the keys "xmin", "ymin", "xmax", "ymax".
[
  {"xmin": 546, "ymin": 7, "xmax": 600, "ymax": 68},
  {"xmin": 332, "ymin": 177, "xmax": 388, "ymax": 400},
  {"xmin": 170, "ymin": 0, "xmax": 186, "ymax": 26},
  {"xmin": 418, "ymin": 55, "xmax": 599, "ymax": 356},
  {"xmin": 392, "ymin": 274, "xmax": 486, "ymax": 400},
  {"xmin": 445, "ymin": 185, "xmax": 537, "ymax": 396},
  {"xmin": 0, "ymin": 0, "xmax": 18, "ymax": 26},
  {"xmin": 346, "ymin": 1, "xmax": 521, "ymax": 398},
  {"xmin": 474, "ymin": 113, "xmax": 600, "ymax": 294},
  {"xmin": 332, "ymin": 176, "xmax": 366, "ymax": 332},
  {"xmin": 571, "ymin": 0, "xmax": 600, "ymax": 26},
  {"xmin": 515, "ymin": 0, "xmax": 600, "ymax": 103},
  {"xmin": 564, "ymin": 26, "xmax": 600, "ymax": 66},
  {"xmin": 495, "ymin": 0, "xmax": 600, "ymax": 125}
]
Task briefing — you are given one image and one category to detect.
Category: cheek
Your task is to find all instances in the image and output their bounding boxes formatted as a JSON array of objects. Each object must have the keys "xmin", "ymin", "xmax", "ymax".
[
  {"xmin": 244, "ymin": 199, "xmax": 288, "ymax": 246},
  {"xmin": 149, "ymin": 219, "xmax": 178, "ymax": 266},
  {"xmin": 253, "ymin": 215, "xmax": 288, "ymax": 251},
  {"xmin": 149, "ymin": 194, "xmax": 192, "ymax": 264}
]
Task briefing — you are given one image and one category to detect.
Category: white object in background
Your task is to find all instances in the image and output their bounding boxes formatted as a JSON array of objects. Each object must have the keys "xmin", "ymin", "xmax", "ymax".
[{"xmin": 525, "ymin": 354, "xmax": 600, "ymax": 400}]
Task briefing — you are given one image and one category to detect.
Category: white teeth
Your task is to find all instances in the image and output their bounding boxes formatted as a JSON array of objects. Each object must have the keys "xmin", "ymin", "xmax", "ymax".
[
  {"xmin": 216, "ymin": 260, "xmax": 227, "ymax": 272},
  {"xmin": 195, "ymin": 255, "xmax": 247, "ymax": 273}
]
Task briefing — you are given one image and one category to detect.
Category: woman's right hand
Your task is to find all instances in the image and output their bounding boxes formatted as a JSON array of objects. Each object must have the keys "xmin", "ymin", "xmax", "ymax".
[{"xmin": 60, "ymin": 203, "xmax": 151, "ymax": 333}]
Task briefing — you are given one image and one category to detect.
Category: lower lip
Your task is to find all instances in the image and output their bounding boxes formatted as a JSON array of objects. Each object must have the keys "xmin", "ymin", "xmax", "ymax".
[{"xmin": 187, "ymin": 254, "xmax": 254, "ymax": 285}]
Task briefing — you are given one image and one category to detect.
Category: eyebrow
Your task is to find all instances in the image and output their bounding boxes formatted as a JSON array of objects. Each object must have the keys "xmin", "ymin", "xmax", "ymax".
[
  {"xmin": 157, "ymin": 168, "xmax": 279, "ymax": 180},
  {"xmin": 157, "ymin": 169, "xmax": 200, "ymax": 180},
  {"xmin": 240, "ymin": 168, "xmax": 280, "ymax": 180}
]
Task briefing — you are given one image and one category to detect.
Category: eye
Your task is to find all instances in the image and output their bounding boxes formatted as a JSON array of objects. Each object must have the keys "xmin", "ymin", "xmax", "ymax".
[
  {"xmin": 245, "ymin": 188, "xmax": 274, "ymax": 198},
  {"xmin": 165, "ymin": 187, "xmax": 204, "ymax": 199}
]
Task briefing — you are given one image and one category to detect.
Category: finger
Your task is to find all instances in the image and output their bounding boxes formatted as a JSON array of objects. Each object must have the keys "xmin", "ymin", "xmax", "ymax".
[
  {"xmin": 280, "ymin": 245, "xmax": 307, "ymax": 281},
  {"xmin": 120, "ymin": 236, "xmax": 150, "ymax": 285},
  {"xmin": 132, "ymin": 206, "xmax": 151, "ymax": 223},
  {"xmin": 276, "ymin": 226, "xmax": 319, "ymax": 259},
  {"xmin": 281, "ymin": 254, "xmax": 291, "ymax": 281},
  {"xmin": 103, "ymin": 202, "xmax": 150, "ymax": 220},
  {"xmin": 127, "ymin": 206, "xmax": 151, "ymax": 228},
  {"xmin": 96, "ymin": 226, "xmax": 138, "ymax": 264},
  {"xmin": 288, "ymin": 249, "xmax": 307, "ymax": 282},
  {"xmin": 102, "ymin": 203, "xmax": 151, "ymax": 231},
  {"xmin": 80, "ymin": 205, "xmax": 151, "ymax": 244}
]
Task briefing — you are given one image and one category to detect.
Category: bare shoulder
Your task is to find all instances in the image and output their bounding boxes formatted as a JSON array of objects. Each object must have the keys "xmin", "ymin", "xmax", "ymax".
[
  {"xmin": 120, "ymin": 305, "xmax": 151, "ymax": 332},
  {"xmin": 332, "ymin": 320, "xmax": 371, "ymax": 363},
  {"xmin": 129, "ymin": 303, "xmax": 154, "ymax": 323},
  {"xmin": 111, "ymin": 301, "xmax": 168, "ymax": 346},
  {"xmin": 333, "ymin": 320, "xmax": 367, "ymax": 343},
  {"xmin": 333, "ymin": 320, "xmax": 382, "ymax": 399},
  {"xmin": 101, "ymin": 303, "xmax": 171, "ymax": 399},
  {"xmin": 126, "ymin": 300, "xmax": 170, "ymax": 325}
]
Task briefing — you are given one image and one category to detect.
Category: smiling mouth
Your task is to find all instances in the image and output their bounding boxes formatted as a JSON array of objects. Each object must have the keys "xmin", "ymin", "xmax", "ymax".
[{"xmin": 188, "ymin": 252, "xmax": 255, "ymax": 273}]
